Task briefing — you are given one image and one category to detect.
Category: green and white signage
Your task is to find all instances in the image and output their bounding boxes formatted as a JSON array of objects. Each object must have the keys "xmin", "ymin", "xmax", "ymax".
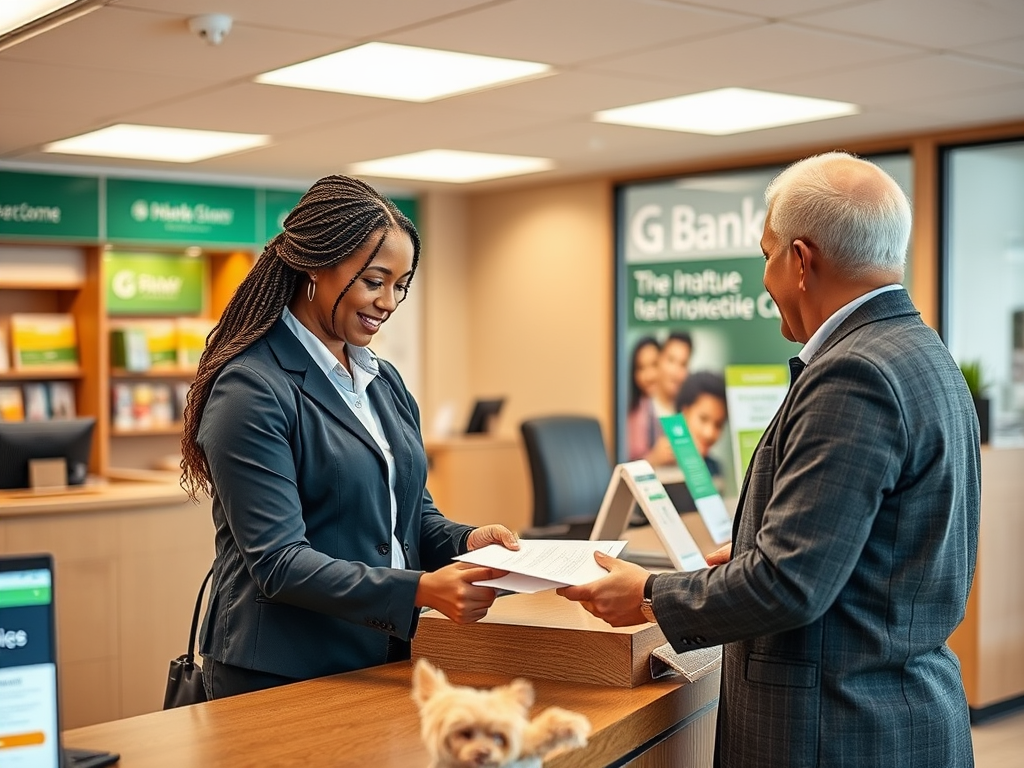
[
  {"xmin": 105, "ymin": 252, "xmax": 205, "ymax": 315},
  {"xmin": 616, "ymin": 154, "xmax": 913, "ymax": 498},
  {"xmin": 724, "ymin": 364, "xmax": 789, "ymax": 481},
  {"xmin": 660, "ymin": 413, "xmax": 733, "ymax": 544},
  {"xmin": 106, "ymin": 179, "xmax": 258, "ymax": 245},
  {"xmin": 0, "ymin": 170, "xmax": 99, "ymax": 239}
]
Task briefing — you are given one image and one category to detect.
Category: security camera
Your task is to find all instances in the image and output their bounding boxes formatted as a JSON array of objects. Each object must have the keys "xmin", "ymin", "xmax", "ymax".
[{"xmin": 188, "ymin": 13, "xmax": 233, "ymax": 46}]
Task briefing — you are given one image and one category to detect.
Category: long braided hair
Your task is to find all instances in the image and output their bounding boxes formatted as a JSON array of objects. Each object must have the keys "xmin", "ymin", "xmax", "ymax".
[{"xmin": 180, "ymin": 175, "xmax": 420, "ymax": 501}]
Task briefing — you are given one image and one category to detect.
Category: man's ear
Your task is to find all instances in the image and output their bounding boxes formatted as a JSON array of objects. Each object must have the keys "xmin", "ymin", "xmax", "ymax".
[
  {"xmin": 791, "ymin": 238, "xmax": 816, "ymax": 289},
  {"xmin": 411, "ymin": 658, "xmax": 449, "ymax": 706}
]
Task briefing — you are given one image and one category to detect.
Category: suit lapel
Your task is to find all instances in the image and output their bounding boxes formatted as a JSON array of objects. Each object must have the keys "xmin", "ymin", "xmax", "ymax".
[
  {"xmin": 730, "ymin": 289, "xmax": 917, "ymax": 543},
  {"xmin": 264, "ymin": 319, "xmax": 384, "ymax": 462},
  {"xmin": 369, "ymin": 369, "xmax": 416, "ymax": 534}
]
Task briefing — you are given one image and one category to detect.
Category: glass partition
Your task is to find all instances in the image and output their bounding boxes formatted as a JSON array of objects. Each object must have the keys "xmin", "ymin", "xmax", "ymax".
[{"xmin": 943, "ymin": 139, "xmax": 1024, "ymax": 445}]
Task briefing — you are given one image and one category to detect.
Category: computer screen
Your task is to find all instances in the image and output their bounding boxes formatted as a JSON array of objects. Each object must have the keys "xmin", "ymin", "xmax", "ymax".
[
  {"xmin": 0, "ymin": 417, "xmax": 96, "ymax": 490},
  {"xmin": 0, "ymin": 553, "xmax": 61, "ymax": 768},
  {"xmin": 465, "ymin": 398, "xmax": 505, "ymax": 434}
]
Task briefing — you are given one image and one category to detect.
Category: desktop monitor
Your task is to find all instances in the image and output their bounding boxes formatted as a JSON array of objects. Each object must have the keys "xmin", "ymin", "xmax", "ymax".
[
  {"xmin": 465, "ymin": 398, "xmax": 505, "ymax": 434},
  {"xmin": 0, "ymin": 417, "xmax": 96, "ymax": 490}
]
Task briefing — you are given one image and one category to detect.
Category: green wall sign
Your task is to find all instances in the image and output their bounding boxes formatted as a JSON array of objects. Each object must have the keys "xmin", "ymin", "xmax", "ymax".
[
  {"xmin": 0, "ymin": 170, "xmax": 99, "ymax": 239},
  {"xmin": 105, "ymin": 252, "xmax": 206, "ymax": 315},
  {"xmin": 0, "ymin": 169, "xmax": 418, "ymax": 247},
  {"xmin": 263, "ymin": 189, "xmax": 305, "ymax": 242},
  {"xmin": 106, "ymin": 179, "xmax": 258, "ymax": 245}
]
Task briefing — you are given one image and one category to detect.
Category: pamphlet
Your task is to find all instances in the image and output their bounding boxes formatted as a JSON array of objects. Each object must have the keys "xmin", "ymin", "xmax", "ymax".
[
  {"xmin": 724, "ymin": 364, "xmax": 789, "ymax": 486},
  {"xmin": 454, "ymin": 540, "xmax": 627, "ymax": 594},
  {"xmin": 659, "ymin": 414, "xmax": 733, "ymax": 544}
]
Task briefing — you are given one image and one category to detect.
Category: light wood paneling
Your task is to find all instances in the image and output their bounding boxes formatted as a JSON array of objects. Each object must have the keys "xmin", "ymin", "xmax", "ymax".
[
  {"xmin": 465, "ymin": 179, "xmax": 615, "ymax": 443},
  {"xmin": 414, "ymin": 590, "xmax": 668, "ymax": 688},
  {"xmin": 949, "ymin": 447, "xmax": 1024, "ymax": 710},
  {"xmin": 425, "ymin": 436, "xmax": 530, "ymax": 532},
  {"xmin": 1, "ymin": 482, "xmax": 213, "ymax": 727}
]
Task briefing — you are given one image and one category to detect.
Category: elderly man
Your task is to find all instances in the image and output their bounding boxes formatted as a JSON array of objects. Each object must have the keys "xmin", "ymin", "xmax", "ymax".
[{"xmin": 559, "ymin": 152, "xmax": 980, "ymax": 767}]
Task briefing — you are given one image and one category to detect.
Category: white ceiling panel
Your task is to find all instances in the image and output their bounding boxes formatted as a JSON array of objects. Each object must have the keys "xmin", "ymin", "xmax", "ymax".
[
  {"xmin": 778, "ymin": 53, "xmax": 1024, "ymax": 108},
  {"xmin": 796, "ymin": 0, "xmax": 1024, "ymax": 50},
  {"xmin": 118, "ymin": 0, "xmax": 496, "ymax": 39},
  {"xmin": 0, "ymin": 6, "xmax": 351, "ymax": 81},
  {"xmin": 592, "ymin": 21, "xmax": 917, "ymax": 89},
  {"xmin": 123, "ymin": 82, "xmax": 401, "ymax": 136},
  {"xmin": 0, "ymin": 0, "xmax": 1021, "ymax": 191},
  {"xmin": 383, "ymin": 0, "xmax": 759, "ymax": 65}
]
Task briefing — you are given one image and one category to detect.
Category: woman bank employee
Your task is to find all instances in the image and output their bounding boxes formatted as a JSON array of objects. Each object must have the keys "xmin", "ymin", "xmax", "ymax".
[{"xmin": 180, "ymin": 175, "xmax": 516, "ymax": 699}]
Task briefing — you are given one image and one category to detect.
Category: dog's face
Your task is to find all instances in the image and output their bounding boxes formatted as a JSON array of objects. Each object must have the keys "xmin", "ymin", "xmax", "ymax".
[{"xmin": 412, "ymin": 659, "xmax": 534, "ymax": 768}]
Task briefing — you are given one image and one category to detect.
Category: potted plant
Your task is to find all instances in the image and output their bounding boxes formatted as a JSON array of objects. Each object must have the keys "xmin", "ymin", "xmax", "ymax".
[{"xmin": 959, "ymin": 360, "xmax": 990, "ymax": 444}]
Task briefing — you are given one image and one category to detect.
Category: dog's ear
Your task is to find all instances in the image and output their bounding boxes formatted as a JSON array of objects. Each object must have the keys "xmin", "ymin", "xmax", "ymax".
[
  {"xmin": 411, "ymin": 658, "xmax": 449, "ymax": 706},
  {"xmin": 503, "ymin": 678, "xmax": 535, "ymax": 709}
]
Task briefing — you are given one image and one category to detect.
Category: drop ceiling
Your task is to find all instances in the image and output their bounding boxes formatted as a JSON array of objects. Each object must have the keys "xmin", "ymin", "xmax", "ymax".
[{"xmin": 2, "ymin": 0, "xmax": 1023, "ymax": 193}]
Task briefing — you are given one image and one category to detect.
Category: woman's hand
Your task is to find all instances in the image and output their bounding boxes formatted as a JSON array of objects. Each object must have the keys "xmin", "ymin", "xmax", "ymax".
[
  {"xmin": 415, "ymin": 562, "xmax": 505, "ymax": 624},
  {"xmin": 466, "ymin": 524, "xmax": 520, "ymax": 552}
]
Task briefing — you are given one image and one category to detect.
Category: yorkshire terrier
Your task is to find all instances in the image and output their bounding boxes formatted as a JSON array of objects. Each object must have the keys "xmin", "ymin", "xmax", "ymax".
[{"xmin": 411, "ymin": 658, "xmax": 591, "ymax": 768}]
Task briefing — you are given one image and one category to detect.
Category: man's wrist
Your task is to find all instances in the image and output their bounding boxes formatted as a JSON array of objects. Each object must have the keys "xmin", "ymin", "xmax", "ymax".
[{"xmin": 640, "ymin": 573, "xmax": 658, "ymax": 623}]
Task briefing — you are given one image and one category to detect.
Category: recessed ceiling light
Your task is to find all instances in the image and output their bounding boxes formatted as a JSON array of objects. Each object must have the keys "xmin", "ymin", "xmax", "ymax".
[
  {"xmin": 42, "ymin": 124, "xmax": 271, "ymax": 162},
  {"xmin": 349, "ymin": 150, "xmax": 554, "ymax": 184},
  {"xmin": 0, "ymin": 1, "xmax": 107, "ymax": 52},
  {"xmin": 256, "ymin": 42, "xmax": 552, "ymax": 102},
  {"xmin": 594, "ymin": 88, "xmax": 859, "ymax": 135}
]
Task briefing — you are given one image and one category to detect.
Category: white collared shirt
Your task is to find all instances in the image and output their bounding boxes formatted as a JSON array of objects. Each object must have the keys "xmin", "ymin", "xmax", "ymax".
[
  {"xmin": 799, "ymin": 284, "xmax": 903, "ymax": 366},
  {"xmin": 281, "ymin": 307, "xmax": 404, "ymax": 568}
]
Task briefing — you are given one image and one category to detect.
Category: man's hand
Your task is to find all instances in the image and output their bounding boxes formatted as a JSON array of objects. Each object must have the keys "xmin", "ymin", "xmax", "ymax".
[
  {"xmin": 467, "ymin": 524, "xmax": 520, "ymax": 552},
  {"xmin": 556, "ymin": 551, "xmax": 652, "ymax": 627},
  {"xmin": 706, "ymin": 543, "xmax": 732, "ymax": 566},
  {"xmin": 415, "ymin": 562, "xmax": 505, "ymax": 624}
]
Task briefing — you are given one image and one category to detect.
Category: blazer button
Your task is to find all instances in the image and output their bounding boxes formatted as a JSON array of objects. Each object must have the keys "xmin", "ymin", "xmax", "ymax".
[
  {"xmin": 377, "ymin": 543, "xmax": 390, "ymax": 556},
  {"xmin": 694, "ymin": 635, "xmax": 706, "ymax": 643},
  {"xmin": 403, "ymin": 542, "xmax": 410, "ymax": 551}
]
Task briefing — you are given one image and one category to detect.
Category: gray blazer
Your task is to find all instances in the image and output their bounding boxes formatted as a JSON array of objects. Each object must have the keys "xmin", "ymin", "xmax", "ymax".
[
  {"xmin": 197, "ymin": 319, "xmax": 473, "ymax": 679},
  {"xmin": 652, "ymin": 290, "xmax": 980, "ymax": 767}
]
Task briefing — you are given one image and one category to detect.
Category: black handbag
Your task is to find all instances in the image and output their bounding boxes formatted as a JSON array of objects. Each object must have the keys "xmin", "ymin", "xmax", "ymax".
[{"xmin": 163, "ymin": 566, "xmax": 214, "ymax": 709}]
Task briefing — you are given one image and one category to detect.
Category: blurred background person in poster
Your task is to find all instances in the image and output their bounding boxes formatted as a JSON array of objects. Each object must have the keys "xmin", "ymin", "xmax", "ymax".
[
  {"xmin": 626, "ymin": 336, "xmax": 661, "ymax": 460},
  {"xmin": 652, "ymin": 331, "xmax": 693, "ymax": 418},
  {"xmin": 645, "ymin": 370, "xmax": 729, "ymax": 487}
]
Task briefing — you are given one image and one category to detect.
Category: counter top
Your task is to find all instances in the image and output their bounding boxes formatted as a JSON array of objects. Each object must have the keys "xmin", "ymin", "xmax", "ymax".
[
  {"xmin": 0, "ymin": 470, "xmax": 188, "ymax": 516},
  {"xmin": 63, "ymin": 661, "xmax": 719, "ymax": 768}
]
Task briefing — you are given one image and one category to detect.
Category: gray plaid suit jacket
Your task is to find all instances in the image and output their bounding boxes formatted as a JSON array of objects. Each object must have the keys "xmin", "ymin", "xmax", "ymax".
[{"xmin": 651, "ymin": 289, "xmax": 980, "ymax": 767}]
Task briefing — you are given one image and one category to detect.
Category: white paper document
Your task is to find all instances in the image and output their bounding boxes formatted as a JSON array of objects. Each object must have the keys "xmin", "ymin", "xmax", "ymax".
[{"xmin": 454, "ymin": 539, "xmax": 627, "ymax": 594}]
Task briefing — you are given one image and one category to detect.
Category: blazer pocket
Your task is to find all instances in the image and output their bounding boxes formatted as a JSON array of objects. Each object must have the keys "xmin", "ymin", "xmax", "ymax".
[
  {"xmin": 749, "ymin": 443, "xmax": 776, "ymax": 478},
  {"xmin": 746, "ymin": 652, "xmax": 818, "ymax": 688}
]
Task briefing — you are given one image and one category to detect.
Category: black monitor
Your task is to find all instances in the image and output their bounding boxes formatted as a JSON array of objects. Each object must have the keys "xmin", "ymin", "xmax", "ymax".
[
  {"xmin": 0, "ymin": 417, "xmax": 96, "ymax": 490},
  {"xmin": 465, "ymin": 398, "xmax": 505, "ymax": 434}
]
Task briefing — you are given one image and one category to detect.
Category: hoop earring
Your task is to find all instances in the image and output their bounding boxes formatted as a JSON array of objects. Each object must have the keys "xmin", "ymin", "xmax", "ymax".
[{"xmin": 307, "ymin": 280, "xmax": 316, "ymax": 302}]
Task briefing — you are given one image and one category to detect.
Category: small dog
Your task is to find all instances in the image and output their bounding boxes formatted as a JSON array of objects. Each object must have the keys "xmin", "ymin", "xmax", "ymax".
[{"xmin": 411, "ymin": 658, "xmax": 591, "ymax": 768}]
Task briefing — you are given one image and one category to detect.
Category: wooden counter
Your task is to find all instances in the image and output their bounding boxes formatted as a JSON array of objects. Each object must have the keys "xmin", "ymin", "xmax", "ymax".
[
  {"xmin": 63, "ymin": 661, "xmax": 720, "ymax": 768},
  {"xmin": 0, "ymin": 474, "xmax": 214, "ymax": 728}
]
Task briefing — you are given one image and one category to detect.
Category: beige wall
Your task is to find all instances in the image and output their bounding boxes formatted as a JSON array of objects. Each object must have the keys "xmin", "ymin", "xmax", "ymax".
[{"xmin": 459, "ymin": 179, "xmax": 615, "ymax": 447}]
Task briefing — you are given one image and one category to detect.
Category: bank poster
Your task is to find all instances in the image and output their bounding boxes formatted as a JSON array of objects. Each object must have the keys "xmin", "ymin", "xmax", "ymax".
[{"xmin": 615, "ymin": 155, "xmax": 912, "ymax": 498}]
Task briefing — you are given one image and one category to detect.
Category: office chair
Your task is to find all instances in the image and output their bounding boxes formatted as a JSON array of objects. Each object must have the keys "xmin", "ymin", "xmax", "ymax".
[{"xmin": 519, "ymin": 415, "xmax": 613, "ymax": 540}]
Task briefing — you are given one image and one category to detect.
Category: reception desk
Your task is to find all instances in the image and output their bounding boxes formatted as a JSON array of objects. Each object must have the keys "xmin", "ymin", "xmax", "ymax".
[
  {"xmin": 63, "ymin": 661, "xmax": 720, "ymax": 767},
  {"xmin": 0, "ymin": 473, "xmax": 214, "ymax": 728}
]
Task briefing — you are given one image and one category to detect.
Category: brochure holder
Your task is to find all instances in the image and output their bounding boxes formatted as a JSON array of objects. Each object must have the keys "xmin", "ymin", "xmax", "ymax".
[{"xmin": 589, "ymin": 460, "xmax": 707, "ymax": 572}]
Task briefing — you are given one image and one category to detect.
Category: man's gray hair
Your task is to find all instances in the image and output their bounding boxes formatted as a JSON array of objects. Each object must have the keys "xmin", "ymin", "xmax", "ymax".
[{"xmin": 764, "ymin": 152, "xmax": 911, "ymax": 279}]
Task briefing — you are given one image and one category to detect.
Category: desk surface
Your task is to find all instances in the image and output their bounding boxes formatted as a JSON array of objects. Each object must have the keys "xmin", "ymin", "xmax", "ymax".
[{"xmin": 63, "ymin": 661, "xmax": 719, "ymax": 768}]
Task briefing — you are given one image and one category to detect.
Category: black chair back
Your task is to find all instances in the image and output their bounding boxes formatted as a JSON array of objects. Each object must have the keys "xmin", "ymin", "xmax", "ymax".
[{"xmin": 520, "ymin": 415, "xmax": 613, "ymax": 538}]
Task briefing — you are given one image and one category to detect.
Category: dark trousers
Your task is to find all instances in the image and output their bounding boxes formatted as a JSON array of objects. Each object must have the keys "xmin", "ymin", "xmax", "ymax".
[{"xmin": 202, "ymin": 657, "xmax": 299, "ymax": 700}]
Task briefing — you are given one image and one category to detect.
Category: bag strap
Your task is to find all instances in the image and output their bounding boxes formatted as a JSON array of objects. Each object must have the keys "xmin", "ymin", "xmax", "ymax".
[{"xmin": 185, "ymin": 567, "xmax": 214, "ymax": 665}]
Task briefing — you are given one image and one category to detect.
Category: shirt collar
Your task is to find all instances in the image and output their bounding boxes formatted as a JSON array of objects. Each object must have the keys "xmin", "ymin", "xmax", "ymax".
[
  {"xmin": 799, "ymin": 284, "xmax": 902, "ymax": 365},
  {"xmin": 281, "ymin": 306, "xmax": 379, "ymax": 394}
]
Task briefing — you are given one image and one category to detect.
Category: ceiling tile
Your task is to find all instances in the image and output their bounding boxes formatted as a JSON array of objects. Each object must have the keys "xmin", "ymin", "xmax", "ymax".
[
  {"xmin": 592, "ymin": 20, "xmax": 916, "ymax": 90},
  {"xmin": 797, "ymin": 0, "xmax": 1024, "ymax": 49},
  {"xmin": 383, "ymin": 0, "xmax": 758, "ymax": 65}
]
